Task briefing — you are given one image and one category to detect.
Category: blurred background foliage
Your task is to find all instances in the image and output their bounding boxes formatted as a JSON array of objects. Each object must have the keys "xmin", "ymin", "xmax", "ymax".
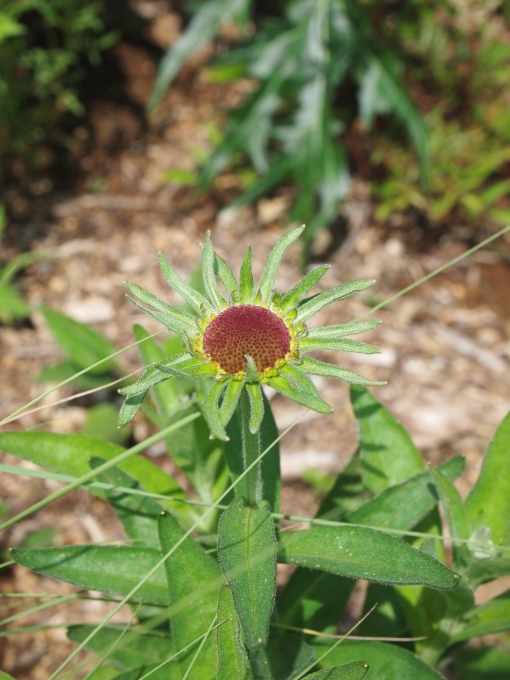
[{"xmin": 1, "ymin": 0, "xmax": 510, "ymax": 253}]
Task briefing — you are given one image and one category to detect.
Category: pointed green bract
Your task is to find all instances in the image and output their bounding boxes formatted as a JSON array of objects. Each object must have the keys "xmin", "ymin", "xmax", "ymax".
[
  {"xmin": 299, "ymin": 337, "xmax": 381, "ymax": 354},
  {"xmin": 280, "ymin": 264, "xmax": 330, "ymax": 313},
  {"xmin": 118, "ymin": 391, "xmax": 148, "ymax": 427},
  {"xmin": 201, "ymin": 379, "xmax": 229, "ymax": 440},
  {"xmin": 158, "ymin": 251, "xmax": 215, "ymax": 315},
  {"xmin": 218, "ymin": 497, "xmax": 277, "ymax": 649},
  {"xmin": 220, "ymin": 378, "xmax": 245, "ymax": 426},
  {"xmin": 214, "ymin": 252, "xmax": 238, "ymax": 296},
  {"xmin": 119, "ymin": 354, "xmax": 189, "ymax": 395},
  {"xmin": 299, "ymin": 357, "xmax": 386, "ymax": 386},
  {"xmin": 202, "ymin": 231, "xmax": 225, "ymax": 310},
  {"xmin": 239, "ymin": 245, "xmax": 256, "ymax": 303},
  {"xmin": 267, "ymin": 364, "xmax": 333, "ymax": 414},
  {"xmin": 296, "ymin": 279, "xmax": 375, "ymax": 323},
  {"xmin": 125, "ymin": 283, "xmax": 197, "ymax": 335},
  {"xmin": 258, "ymin": 225, "xmax": 304, "ymax": 304},
  {"xmin": 216, "ymin": 585, "xmax": 250, "ymax": 680},
  {"xmin": 306, "ymin": 320, "xmax": 381, "ymax": 339},
  {"xmin": 156, "ymin": 356, "xmax": 217, "ymax": 380},
  {"xmin": 246, "ymin": 382, "xmax": 264, "ymax": 433}
]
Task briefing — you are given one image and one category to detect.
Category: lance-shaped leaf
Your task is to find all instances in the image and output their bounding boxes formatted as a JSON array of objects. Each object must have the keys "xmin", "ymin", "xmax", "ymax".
[
  {"xmin": 278, "ymin": 526, "xmax": 460, "ymax": 589},
  {"xmin": 158, "ymin": 252, "xmax": 215, "ymax": 316},
  {"xmin": 298, "ymin": 357, "xmax": 386, "ymax": 387},
  {"xmin": 269, "ymin": 364, "xmax": 333, "ymax": 414},
  {"xmin": 258, "ymin": 226, "xmax": 305, "ymax": 304},
  {"xmin": 239, "ymin": 245, "xmax": 256, "ymax": 304},
  {"xmin": 312, "ymin": 641, "xmax": 447, "ymax": 680},
  {"xmin": 250, "ymin": 635, "xmax": 316, "ymax": 680},
  {"xmin": 11, "ymin": 545, "xmax": 168, "ymax": 605},
  {"xmin": 465, "ymin": 558, "xmax": 510, "ymax": 588},
  {"xmin": 302, "ymin": 662, "xmax": 369, "ymax": 680},
  {"xmin": 306, "ymin": 320, "xmax": 381, "ymax": 339},
  {"xmin": 351, "ymin": 385, "xmax": 424, "ymax": 495},
  {"xmin": 466, "ymin": 410, "xmax": 510, "ymax": 544},
  {"xmin": 280, "ymin": 265, "xmax": 330, "ymax": 313},
  {"xmin": 202, "ymin": 231, "xmax": 225, "ymax": 310},
  {"xmin": 118, "ymin": 391, "xmax": 148, "ymax": 427},
  {"xmin": 246, "ymin": 382, "xmax": 264, "ymax": 433},
  {"xmin": 299, "ymin": 337, "xmax": 381, "ymax": 354},
  {"xmin": 214, "ymin": 252, "xmax": 238, "ymax": 296},
  {"xmin": 158, "ymin": 512, "xmax": 222, "ymax": 679},
  {"xmin": 216, "ymin": 585, "xmax": 250, "ymax": 680},
  {"xmin": 218, "ymin": 497, "xmax": 277, "ymax": 649},
  {"xmin": 451, "ymin": 589, "xmax": 510, "ymax": 642},
  {"xmin": 347, "ymin": 456, "xmax": 466, "ymax": 532},
  {"xmin": 201, "ymin": 380, "xmax": 230, "ymax": 441},
  {"xmin": 296, "ymin": 280, "xmax": 375, "ymax": 324},
  {"xmin": 220, "ymin": 378, "xmax": 245, "ymax": 427},
  {"xmin": 125, "ymin": 283, "xmax": 197, "ymax": 335}
]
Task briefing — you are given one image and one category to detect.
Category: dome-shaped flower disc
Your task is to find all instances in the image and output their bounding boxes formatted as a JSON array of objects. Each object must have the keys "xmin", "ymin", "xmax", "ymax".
[{"xmin": 203, "ymin": 305, "xmax": 291, "ymax": 375}]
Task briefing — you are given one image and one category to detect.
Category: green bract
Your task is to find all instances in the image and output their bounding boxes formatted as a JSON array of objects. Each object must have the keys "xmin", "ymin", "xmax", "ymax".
[{"xmin": 119, "ymin": 226, "xmax": 384, "ymax": 440}]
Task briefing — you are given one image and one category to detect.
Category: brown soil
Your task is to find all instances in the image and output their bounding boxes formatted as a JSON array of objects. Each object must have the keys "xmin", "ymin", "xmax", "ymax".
[{"xmin": 1, "ymin": 3, "xmax": 510, "ymax": 678}]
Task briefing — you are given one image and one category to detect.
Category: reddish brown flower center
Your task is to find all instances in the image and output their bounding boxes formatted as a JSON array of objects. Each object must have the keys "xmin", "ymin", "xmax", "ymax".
[{"xmin": 203, "ymin": 305, "xmax": 291, "ymax": 374}]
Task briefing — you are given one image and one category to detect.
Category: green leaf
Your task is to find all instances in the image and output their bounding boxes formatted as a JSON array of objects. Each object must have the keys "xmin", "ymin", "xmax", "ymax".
[
  {"xmin": 452, "ymin": 589, "xmax": 510, "ymax": 642},
  {"xmin": 258, "ymin": 226, "xmax": 304, "ymax": 304},
  {"xmin": 40, "ymin": 305, "xmax": 116, "ymax": 374},
  {"xmin": 202, "ymin": 231, "xmax": 225, "ymax": 310},
  {"xmin": 216, "ymin": 585, "xmax": 250, "ymax": 680},
  {"xmin": 157, "ymin": 252, "xmax": 215, "ymax": 316},
  {"xmin": 312, "ymin": 641, "xmax": 446, "ymax": 679},
  {"xmin": 351, "ymin": 385, "xmax": 424, "ymax": 495},
  {"xmin": 306, "ymin": 321, "xmax": 381, "ymax": 340},
  {"xmin": 466, "ymin": 410, "xmax": 510, "ymax": 544},
  {"xmin": 38, "ymin": 360, "xmax": 113, "ymax": 390},
  {"xmin": 295, "ymin": 280, "xmax": 375, "ymax": 324},
  {"xmin": 158, "ymin": 512, "xmax": 222, "ymax": 679},
  {"xmin": 90, "ymin": 459, "xmax": 163, "ymax": 549},
  {"xmin": 124, "ymin": 282, "xmax": 198, "ymax": 337},
  {"xmin": 0, "ymin": 282, "xmax": 30, "ymax": 323},
  {"xmin": 268, "ymin": 364, "xmax": 333, "ymax": 414},
  {"xmin": 11, "ymin": 546, "xmax": 168, "ymax": 605},
  {"xmin": 0, "ymin": 672, "xmax": 17, "ymax": 680},
  {"xmin": 347, "ymin": 456, "xmax": 466, "ymax": 532},
  {"xmin": 0, "ymin": 431, "xmax": 192, "ymax": 524},
  {"xmin": 298, "ymin": 357, "xmax": 385, "ymax": 387},
  {"xmin": 218, "ymin": 497, "xmax": 277, "ymax": 649},
  {"xmin": 67, "ymin": 625, "xmax": 171, "ymax": 670},
  {"xmin": 246, "ymin": 382, "xmax": 264, "ymax": 434},
  {"xmin": 453, "ymin": 645, "xmax": 510, "ymax": 680},
  {"xmin": 299, "ymin": 337, "xmax": 380, "ymax": 355},
  {"xmin": 250, "ymin": 635, "xmax": 316, "ymax": 680},
  {"xmin": 278, "ymin": 526, "xmax": 459, "ymax": 589},
  {"xmin": 214, "ymin": 253, "xmax": 238, "ymax": 297},
  {"xmin": 280, "ymin": 265, "xmax": 330, "ymax": 313},
  {"xmin": 224, "ymin": 390, "xmax": 281, "ymax": 512},
  {"xmin": 201, "ymin": 380, "xmax": 229, "ymax": 440},
  {"xmin": 119, "ymin": 356, "xmax": 211, "ymax": 396},
  {"xmin": 303, "ymin": 661, "xmax": 369, "ymax": 679},
  {"xmin": 239, "ymin": 245, "xmax": 256, "ymax": 304}
]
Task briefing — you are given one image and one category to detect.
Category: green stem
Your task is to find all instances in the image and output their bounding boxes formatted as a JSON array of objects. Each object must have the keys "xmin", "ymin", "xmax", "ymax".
[{"xmin": 240, "ymin": 387, "xmax": 261, "ymax": 507}]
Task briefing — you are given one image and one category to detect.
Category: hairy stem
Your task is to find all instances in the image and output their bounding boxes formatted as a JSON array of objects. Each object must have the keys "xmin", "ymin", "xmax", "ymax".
[{"xmin": 240, "ymin": 387, "xmax": 262, "ymax": 507}]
